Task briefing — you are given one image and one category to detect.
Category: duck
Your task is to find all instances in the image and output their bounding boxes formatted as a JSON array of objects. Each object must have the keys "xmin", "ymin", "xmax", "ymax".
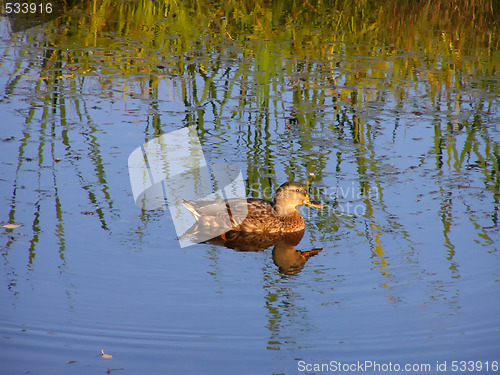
[{"xmin": 180, "ymin": 181, "xmax": 323, "ymax": 234}]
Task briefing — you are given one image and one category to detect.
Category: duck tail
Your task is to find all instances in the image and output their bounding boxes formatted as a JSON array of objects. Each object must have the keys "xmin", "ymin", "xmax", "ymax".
[{"xmin": 180, "ymin": 200, "xmax": 201, "ymax": 220}]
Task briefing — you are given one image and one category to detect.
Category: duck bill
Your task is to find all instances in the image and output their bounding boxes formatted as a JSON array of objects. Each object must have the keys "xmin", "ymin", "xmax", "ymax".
[{"xmin": 304, "ymin": 198, "xmax": 323, "ymax": 209}]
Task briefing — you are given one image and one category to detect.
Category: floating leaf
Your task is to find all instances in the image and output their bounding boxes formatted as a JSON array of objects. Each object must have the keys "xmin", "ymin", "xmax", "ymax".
[
  {"xmin": 106, "ymin": 368, "xmax": 124, "ymax": 373},
  {"xmin": 101, "ymin": 350, "xmax": 113, "ymax": 359},
  {"xmin": 2, "ymin": 224, "xmax": 21, "ymax": 229}
]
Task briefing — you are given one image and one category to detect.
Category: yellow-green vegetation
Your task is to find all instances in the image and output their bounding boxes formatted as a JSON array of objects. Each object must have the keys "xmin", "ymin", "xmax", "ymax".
[{"xmin": 10, "ymin": 0, "xmax": 498, "ymax": 89}]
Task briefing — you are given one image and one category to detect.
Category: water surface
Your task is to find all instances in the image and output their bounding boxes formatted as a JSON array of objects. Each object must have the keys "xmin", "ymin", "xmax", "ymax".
[{"xmin": 0, "ymin": 1, "xmax": 499, "ymax": 374}]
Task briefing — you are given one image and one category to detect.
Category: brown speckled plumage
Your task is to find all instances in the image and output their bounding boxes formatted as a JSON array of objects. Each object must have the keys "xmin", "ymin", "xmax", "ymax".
[{"xmin": 180, "ymin": 181, "xmax": 322, "ymax": 234}]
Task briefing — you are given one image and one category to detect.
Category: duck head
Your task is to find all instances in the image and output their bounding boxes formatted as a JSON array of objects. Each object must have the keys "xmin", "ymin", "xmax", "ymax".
[{"xmin": 273, "ymin": 181, "xmax": 323, "ymax": 215}]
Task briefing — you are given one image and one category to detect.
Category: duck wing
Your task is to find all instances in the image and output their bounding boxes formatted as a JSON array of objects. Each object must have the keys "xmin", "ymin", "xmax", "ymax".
[{"xmin": 180, "ymin": 198, "xmax": 275, "ymax": 228}]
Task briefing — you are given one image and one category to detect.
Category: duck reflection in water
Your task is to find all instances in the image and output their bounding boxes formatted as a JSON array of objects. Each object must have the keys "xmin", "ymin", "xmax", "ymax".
[
  {"xmin": 207, "ymin": 230, "xmax": 323, "ymax": 275},
  {"xmin": 179, "ymin": 181, "xmax": 323, "ymax": 274}
]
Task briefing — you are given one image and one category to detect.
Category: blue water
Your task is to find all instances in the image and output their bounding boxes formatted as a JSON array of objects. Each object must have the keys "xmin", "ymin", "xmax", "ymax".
[{"xmin": 1, "ymin": 14, "xmax": 500, "ymax": 375}]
